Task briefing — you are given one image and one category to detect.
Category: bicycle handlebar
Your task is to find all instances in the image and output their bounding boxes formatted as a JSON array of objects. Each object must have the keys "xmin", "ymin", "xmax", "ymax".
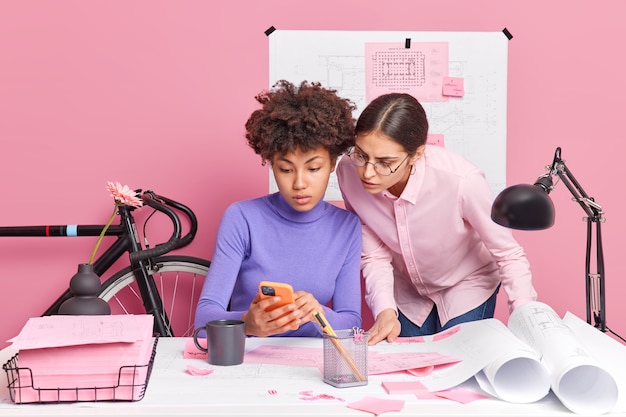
[{"xmin": 128, "ymin": 190, "xmax": 199, "ymax": 263}]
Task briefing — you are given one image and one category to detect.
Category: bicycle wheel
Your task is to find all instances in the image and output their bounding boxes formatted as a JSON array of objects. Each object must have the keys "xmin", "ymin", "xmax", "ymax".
[{"xmin": 98, "ymin": 256, "xmax": 210, "ymax": 337}]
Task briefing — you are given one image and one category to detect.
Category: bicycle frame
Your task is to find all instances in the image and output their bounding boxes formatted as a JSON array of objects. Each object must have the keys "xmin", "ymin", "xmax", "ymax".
[{"xmin": 0, "ymin": 190, "xmax": 199, "ymax": 337}]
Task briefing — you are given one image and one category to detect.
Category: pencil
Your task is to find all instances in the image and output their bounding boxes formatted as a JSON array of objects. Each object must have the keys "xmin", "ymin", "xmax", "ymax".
[{"xmin": 313, "ymin": 312, "xmax": 366, "ymax": 382}]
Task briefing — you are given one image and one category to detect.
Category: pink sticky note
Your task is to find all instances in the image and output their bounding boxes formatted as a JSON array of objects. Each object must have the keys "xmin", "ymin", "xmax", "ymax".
[
  {"xmin": 299, "ymin": 390, "xmax": 345, "ymax": 402},
  {"xmin": 406, "ymin": 365, "xmax": 434, "ymax": 376},
  {"xmin": 347, "ymin": 396, "xmax": 405, "ymax": 416},
  {"xmin": 185, "ymin": 364, "xmax": 214, "ymax": 376},
  {"xmin": 426, "ymin": 134, "xmax": 445, "ymax": 147},
  {"xmin": 183, "ymin": 337, "xmax": 207, "ymax": 359},
  {"xmin": 381, "ymin": 380, "xmax": 428, "ymax": 395},
  {"xmin": 442, "ymin": 77, "xmax": 464, "ymax": 97},
  {"xmin": 432, "ymin": 326, "xmax": 460, "ymax": 341},
  {"xmin": 395, "ymin": 336, "xmax": 426, "ymax": 343},
  {"xmin": 415, "ymin": 390, "xmax": 441, "ymax": 400},
  {"xmin": 434, "ymin": 387, "xmax": 490, "ymax": 404}
]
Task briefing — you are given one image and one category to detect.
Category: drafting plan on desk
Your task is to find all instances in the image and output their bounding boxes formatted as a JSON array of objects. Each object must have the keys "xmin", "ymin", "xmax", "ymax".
[
  {"xmin": 500, "ymin": 302, "xmax": 618, "ymax": 415},
  {"xmin": 269, "ymin": 30, "xmax": 508, "ymax": 200}
]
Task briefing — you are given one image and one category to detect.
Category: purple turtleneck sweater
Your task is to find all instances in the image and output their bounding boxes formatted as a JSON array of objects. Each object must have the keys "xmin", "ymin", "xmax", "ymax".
[{"xmin": 194, "ymin": 192, "xmax": 362, "ymax": 337}]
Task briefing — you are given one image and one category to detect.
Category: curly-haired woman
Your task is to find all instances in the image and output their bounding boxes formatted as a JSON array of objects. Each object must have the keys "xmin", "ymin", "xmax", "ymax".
[{"xmin": 195, "ymin": 80, "xmax": 362, "ymax": 337}]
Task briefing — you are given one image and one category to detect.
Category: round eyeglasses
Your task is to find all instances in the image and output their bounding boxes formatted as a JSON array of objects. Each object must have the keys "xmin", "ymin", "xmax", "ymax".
[{"xmin": 347, "ymin": 151, "xmax": 409, "ymax": 176}]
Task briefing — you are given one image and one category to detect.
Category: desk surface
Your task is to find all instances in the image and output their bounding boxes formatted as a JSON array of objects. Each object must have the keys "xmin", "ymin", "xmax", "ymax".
[{"xmin": 1, "ymin": 336, "xmax": 625, "ymax": 416}]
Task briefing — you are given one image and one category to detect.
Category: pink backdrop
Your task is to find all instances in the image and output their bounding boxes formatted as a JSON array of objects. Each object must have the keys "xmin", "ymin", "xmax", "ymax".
[{"xmin": 1, "ymin": 1, "xmax": 625, "ymax": 348}]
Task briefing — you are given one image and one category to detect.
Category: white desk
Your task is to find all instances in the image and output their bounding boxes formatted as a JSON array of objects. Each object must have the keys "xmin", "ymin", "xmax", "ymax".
[{"xmin": 1, "ymin": 336, "xmax": 625, "ymax": 416}]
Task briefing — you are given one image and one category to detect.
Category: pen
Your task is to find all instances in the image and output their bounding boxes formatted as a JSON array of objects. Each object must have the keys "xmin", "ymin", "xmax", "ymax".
[
  {"xmin": 313, "ymin": 311, "xmax": 366, "ymax": 382},
  {"xmin": 313, "ymin": 311, "xmax": 337, "ymax": 337}
]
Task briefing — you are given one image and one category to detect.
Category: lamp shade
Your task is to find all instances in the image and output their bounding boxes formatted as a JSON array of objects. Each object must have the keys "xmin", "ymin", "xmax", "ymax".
[{"xmin": 491, "ymin": 184, "xmax": 555, "ymax": 230}]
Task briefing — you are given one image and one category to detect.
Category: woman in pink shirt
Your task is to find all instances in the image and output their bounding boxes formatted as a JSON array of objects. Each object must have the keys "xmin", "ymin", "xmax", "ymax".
[{"xmin": 336, "ymin": 93, "xmax": 537, "ymax": 345}]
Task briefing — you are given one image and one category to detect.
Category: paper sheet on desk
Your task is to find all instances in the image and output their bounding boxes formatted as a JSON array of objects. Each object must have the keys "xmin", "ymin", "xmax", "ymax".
[
  {"xmin": 7, "ymin": 314, "xmax": 151, "ymax": 349},
  {"xmin": 241, "ymin": 344, "xmax": 460, "ymax": 375},
  {"xmin": 244, "ymin": 345, "xmax": 321, "ymax": 367},
  {"xmin": 403, "ymin": 319, "xmax": 539, "ymax": 393},
  {"xmin": 367, "ymin": 351, "xmax": 460, "ymax": 375}
]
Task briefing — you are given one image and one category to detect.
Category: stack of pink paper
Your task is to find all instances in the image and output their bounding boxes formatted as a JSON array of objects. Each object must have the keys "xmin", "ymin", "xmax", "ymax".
[{"xmin": 6, "ymin": 314, "xmax": 155, "ymax": 403}]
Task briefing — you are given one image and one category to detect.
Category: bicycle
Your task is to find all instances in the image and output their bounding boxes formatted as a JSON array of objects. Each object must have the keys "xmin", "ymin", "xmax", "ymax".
[{"xmin": 0, "ymin": 189, "xmax": 211, "ymax": 338}]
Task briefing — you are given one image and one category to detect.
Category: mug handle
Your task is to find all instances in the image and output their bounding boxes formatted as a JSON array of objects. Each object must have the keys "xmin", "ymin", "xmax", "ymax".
[{"xmin": 192, "ymin": 327, "xmax": 209, "ymax": 353}]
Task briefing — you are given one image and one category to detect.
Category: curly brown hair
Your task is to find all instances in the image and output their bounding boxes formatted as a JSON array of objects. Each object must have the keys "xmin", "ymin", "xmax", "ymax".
[{"xmin": 245, "ymin": 80, "xmax": 356, "ymax": 164}]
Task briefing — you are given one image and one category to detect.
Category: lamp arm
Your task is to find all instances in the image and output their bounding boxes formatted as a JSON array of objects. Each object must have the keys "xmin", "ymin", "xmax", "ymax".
[
  {"xmin": 551, "ymin": 150, "xmax": 603, "ymax": 221},
  {"xmin": 549, "ymin": 147, "xmax": 606, "ymax": 332}
]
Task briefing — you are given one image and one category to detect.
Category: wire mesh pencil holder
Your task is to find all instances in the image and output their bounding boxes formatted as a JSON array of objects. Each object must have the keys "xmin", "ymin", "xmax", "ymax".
[{"xmin": 323, "ymin": 328, "xmax": 368, "ymax": 388}]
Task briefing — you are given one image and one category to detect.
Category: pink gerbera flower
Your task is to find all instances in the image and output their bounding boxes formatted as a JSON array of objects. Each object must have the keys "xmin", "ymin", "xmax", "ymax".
[
  {"xmin": 89, "ymin": 182, "xmax": 143, "ymax": 264},
  {"xmin": 107, "ymin": 181, "xmax": 143, "ymax": 208}
]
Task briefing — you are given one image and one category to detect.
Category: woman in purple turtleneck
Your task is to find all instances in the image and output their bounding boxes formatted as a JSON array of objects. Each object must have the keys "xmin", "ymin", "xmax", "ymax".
[{"xmin": 194, "ymin": 80, "xmax": 362, "ymax": 337}]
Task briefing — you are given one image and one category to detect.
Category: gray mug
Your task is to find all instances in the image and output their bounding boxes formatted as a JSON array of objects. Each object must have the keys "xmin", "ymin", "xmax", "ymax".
[{"xmin": 193, "ymin": 319, "xmax": 246, "ymax": 366}]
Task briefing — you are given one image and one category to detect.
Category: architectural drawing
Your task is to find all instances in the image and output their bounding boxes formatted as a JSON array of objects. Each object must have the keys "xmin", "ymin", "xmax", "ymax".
[{"xmin": 269, "ymin": 30, "xmax": 508, "ymax": 200}]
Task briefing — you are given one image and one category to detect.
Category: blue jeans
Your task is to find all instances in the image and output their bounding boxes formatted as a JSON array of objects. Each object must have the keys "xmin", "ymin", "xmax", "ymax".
[{"xmin": 398, "ymin": 285, "xmax": 500, "ymax": 337}]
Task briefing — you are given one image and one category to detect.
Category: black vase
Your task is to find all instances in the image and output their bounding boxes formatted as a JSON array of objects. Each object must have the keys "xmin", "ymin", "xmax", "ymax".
[{"xmin": 58, "ymin": 263, "xmax": 111, "ymax": 315}]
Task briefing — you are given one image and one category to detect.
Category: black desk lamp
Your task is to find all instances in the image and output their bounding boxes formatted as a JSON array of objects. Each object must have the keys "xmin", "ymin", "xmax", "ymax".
[{"xmin": 491, "ymin": 147, "xmax": 624, "ymax": 342}]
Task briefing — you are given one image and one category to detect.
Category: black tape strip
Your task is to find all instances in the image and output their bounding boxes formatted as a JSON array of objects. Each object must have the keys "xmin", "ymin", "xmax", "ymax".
[
  {"xmin": 405, "ymin": 38, "xmax": 411, "ymax": 48},
  {"xmin": 265, "ymin": 26, "xmax": 276, "ymax": 36},
  {"xmin": 502, "ymin": 28, "xmax": 513, "ymax": 40}
]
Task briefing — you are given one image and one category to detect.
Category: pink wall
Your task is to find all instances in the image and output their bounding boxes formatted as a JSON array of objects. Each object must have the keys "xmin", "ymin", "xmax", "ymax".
[{"xmin": 1, "ymin": 1, "xmax": 625, "ymax": 348}]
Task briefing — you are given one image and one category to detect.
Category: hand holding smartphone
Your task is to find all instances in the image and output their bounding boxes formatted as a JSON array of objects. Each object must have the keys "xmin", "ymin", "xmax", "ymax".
[
  {"xmin": 258, "ymin": 281, "xmax": 298, "ymax": 330},
  {"xmin": 258, "ymin": 281, "xmax": 295, "ymax": 310}
]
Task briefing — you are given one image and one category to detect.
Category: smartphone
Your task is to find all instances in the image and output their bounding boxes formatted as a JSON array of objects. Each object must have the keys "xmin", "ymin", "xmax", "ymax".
[
  {"xmin": 258, "ymin": 281, "xmax": 298, "ymax": 330},
  {"xmin": 258, "ymin": 281, "xmax": 295, "ymax": 311}
]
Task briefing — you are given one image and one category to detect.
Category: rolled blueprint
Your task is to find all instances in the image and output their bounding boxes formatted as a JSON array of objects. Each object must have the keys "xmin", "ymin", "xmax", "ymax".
[
  {"xmin": 475, "ymin": 334, "xmax": 551, "ymax": 403},
  {"xmin": 508, "ymin": 301, "xmax": 618, "ymax": 415}
]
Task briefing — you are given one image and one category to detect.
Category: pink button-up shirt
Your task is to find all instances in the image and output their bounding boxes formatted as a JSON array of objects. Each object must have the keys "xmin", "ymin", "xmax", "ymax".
[{"xmin": 337, "ymin": 145, "xmax": 537, "ymax": 326}]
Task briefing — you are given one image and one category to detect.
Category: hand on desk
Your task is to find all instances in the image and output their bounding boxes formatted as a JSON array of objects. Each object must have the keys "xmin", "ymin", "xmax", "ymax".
[{"xmin": 368, "ymin": 309, "xmax": 401, "ymax": 345}]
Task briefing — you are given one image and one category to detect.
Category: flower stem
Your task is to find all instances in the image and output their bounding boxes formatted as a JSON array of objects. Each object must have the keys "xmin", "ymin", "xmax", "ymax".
[{"xmin": 89, "ymin": 204, "xmax": 118, "ymax": 264}]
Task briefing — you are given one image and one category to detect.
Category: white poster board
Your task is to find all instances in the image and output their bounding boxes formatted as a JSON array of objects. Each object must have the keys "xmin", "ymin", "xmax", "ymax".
[{"xmin": 269, "ymin": 30, "xmax": 509, "ymax": 200}]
